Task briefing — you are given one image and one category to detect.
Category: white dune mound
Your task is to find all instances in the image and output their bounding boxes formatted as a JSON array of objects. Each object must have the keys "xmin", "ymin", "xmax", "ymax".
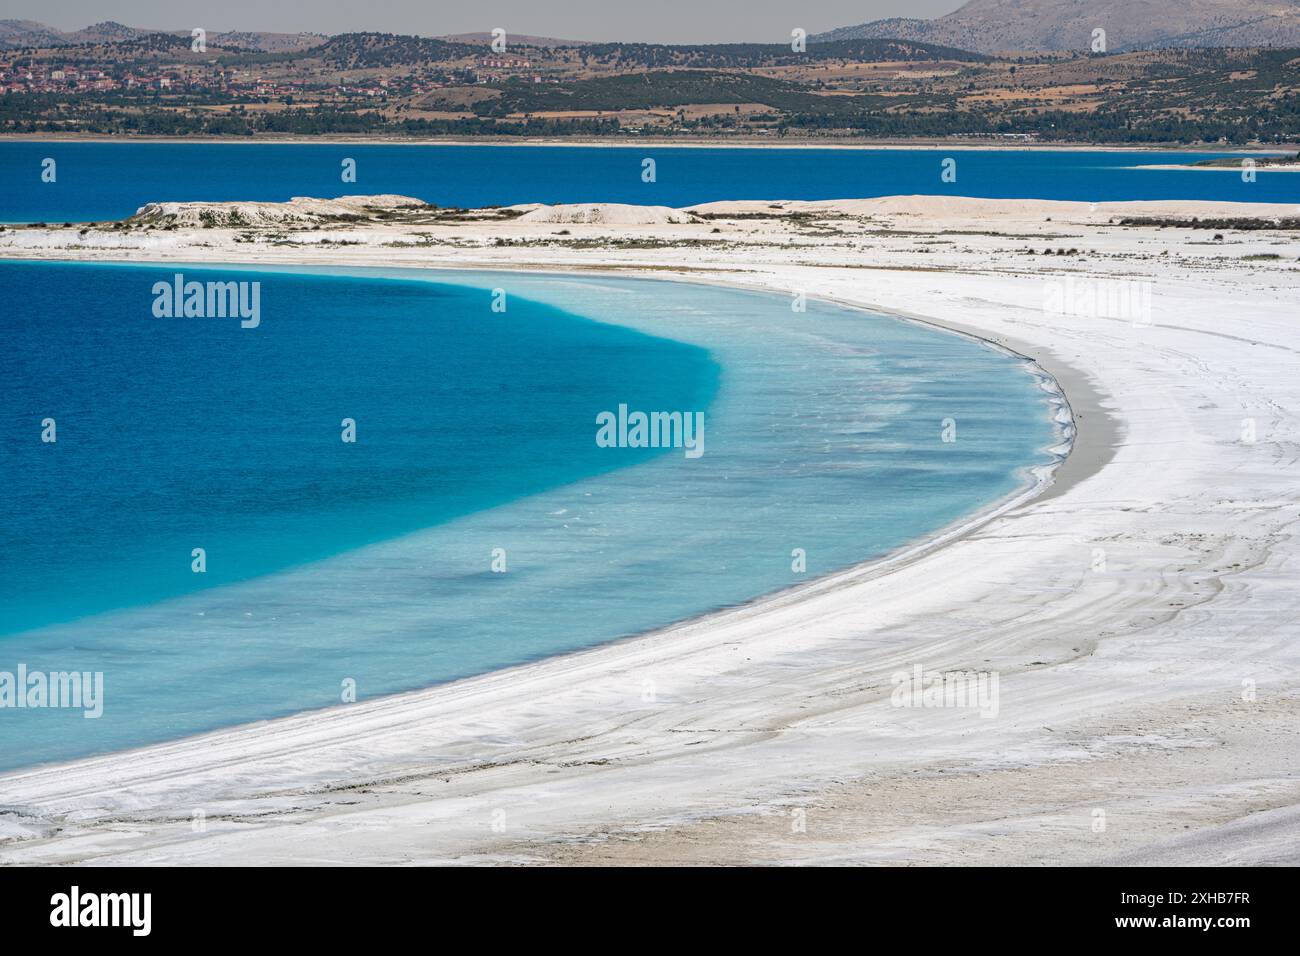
[
  {"xmin": 129, "ymin": 194, "xmax": 429, "ymax": 227},
  {"xmin": 514, "ymin": 203, "xmax": 701, "ymax": 225}
]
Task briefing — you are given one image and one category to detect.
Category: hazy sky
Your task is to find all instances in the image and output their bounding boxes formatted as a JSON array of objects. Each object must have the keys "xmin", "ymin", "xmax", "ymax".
[{"xmin": 4, "ymin": 1, "xmax": 968, "ymax": 43}]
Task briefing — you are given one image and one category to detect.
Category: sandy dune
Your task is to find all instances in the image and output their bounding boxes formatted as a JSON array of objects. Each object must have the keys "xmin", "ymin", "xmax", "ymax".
[
  {"xmin": 515, "ymin": 202, "xmax": 700, "ymax": 224},
  {"xmin": 129, "ymin": 194, "xmax": 430, "ymax": 227}
]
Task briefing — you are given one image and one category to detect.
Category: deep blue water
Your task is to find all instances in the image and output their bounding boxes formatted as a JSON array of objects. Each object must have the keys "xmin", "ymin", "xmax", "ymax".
[
  {"xmin": 0, "ymin": 262, "xmax": 1061, "ymax": 771},
  {"xmin": 0, "ymin": 260, "xmax": 715, "ymax": 636},
  {"xmin": 0, "ymin": 143, "xmax": 1295, "ymax": 222}
]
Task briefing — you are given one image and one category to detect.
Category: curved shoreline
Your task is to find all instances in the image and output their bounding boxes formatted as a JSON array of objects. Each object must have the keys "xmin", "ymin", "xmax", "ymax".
[
  {"xmin": 4, "ymin": 196, "xmax": 1297, "ymax": 866},
  {"xmin": 0, "ymin": 260, "xmax": 1072, "ymax": 776},
  {"xmin": 0, "ymin": 274, "xmax": 1091, "ymax": 824}
]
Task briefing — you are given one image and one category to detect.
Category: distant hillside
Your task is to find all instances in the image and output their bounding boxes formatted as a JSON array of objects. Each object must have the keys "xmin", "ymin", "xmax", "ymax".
[
  {"xmin": 464, "ymin": 69, "xmax": 892, "ymax": 118},
  {"xmin": 575, "ymin": 37, "xmax": 989, "ymax": 68},
  {"xmin": 814, "ymin": 0, "xmax": 1300, "ymax": 53},
  {"xmin": 0, "ymin": 19, "xmax": 65, "ymax": 48},
  {"xmin": 64, "ymin": 21, "xmax": 147, "ymax": 45},
  {"xmin": 312, "ymin": 33, "xmax": 478, "ymax": 68},
  {"xmin": 0, "ymin": 19, "xmax": 325, "ymax": 52},
  {"xmin": 439, "ymin": 32, "xmax": 593, "ymax": 48},
  {"xmin": 5, "ymin": 17, "xmax": 1298, "ymax": 145},
  {"xmin": 209, "ymin": 31, "xmax": 326, "ymax": 53}
]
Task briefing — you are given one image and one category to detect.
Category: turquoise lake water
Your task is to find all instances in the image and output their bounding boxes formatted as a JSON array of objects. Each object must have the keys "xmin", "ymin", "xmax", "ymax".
[
  {"xmin": 0, "ymin": 261, "xmax": 1061, "ymax": 771},
  {"xmin": 0, "ymin": 143, "xmax": 1296, "ymax": 223}
]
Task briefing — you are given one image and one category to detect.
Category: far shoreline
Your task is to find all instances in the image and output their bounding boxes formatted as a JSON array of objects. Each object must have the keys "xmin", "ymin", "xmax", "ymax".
[
  {"xmin": 1131, "ymin": 163, "xmax": 1300, "ymax": 172},
  {"xmin": 1, "ymin": 133, "xmax": 1295, "ymax": 154}
]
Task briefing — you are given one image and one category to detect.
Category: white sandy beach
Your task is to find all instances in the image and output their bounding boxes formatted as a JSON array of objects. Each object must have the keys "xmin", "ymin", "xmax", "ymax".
[
  {"xmin": 1133, "ymin": 164, "xmax": 1300, "ymax": 173},
  {"xmin": 1, "ymin": 195, "xmax": 1298, "ymax": 865}
]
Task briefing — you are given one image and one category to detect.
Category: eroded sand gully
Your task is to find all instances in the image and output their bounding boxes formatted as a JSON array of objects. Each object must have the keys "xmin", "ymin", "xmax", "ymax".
[{"xmin": 1, "ymin": 195, "xmax": 1297, "ymax": 865}]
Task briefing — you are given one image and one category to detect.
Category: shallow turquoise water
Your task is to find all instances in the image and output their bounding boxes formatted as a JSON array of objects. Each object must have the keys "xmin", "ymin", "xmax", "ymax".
[{"xmin": 0, "ymin": 262, "xmax": 1061, "ymax": 770}]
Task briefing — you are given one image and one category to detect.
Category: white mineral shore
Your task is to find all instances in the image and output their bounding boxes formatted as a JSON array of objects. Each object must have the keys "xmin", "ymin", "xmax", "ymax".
[
  {"xmin": 1133, "ymin": 163, "xmax": 1300, "ymax": 173},
  {"xmin": 1, "ymin": 195, "xmax": 1298, "ymax": 866}
]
